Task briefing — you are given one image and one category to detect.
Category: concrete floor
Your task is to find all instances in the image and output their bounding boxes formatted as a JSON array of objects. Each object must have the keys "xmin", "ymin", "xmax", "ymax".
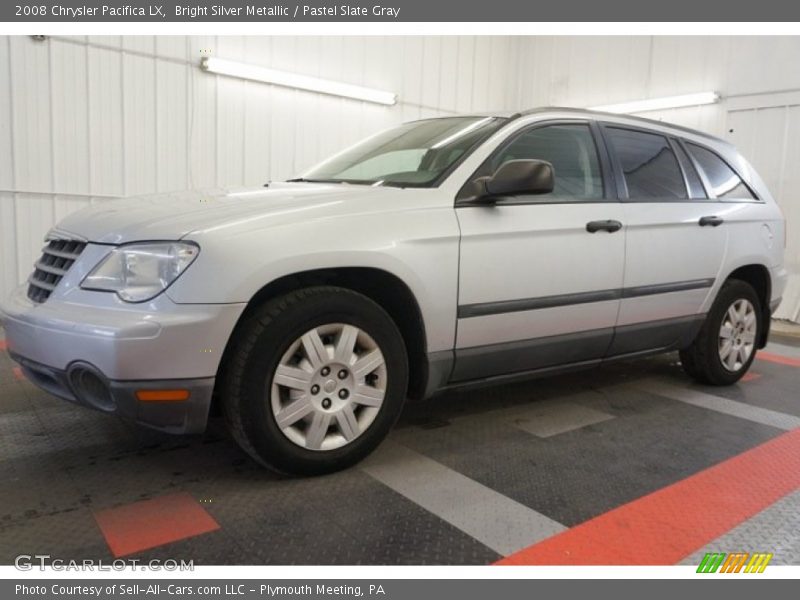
[{"xmin": 1, "ymin": 328, "xmax": 799, "ymax": 566}]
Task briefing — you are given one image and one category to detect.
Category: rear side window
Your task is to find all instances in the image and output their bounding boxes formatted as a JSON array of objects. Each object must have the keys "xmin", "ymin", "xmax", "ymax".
[
  {"xmin": 488, "ymin": 124, "xmax": 604, "ymax": 199},
  {"xmin": 606, "ymin": 127, "xmax": 687, "ymax": 198},
  {"xmin": 685, "ymin": 143, "xmax": 756, "ymax": 200}
]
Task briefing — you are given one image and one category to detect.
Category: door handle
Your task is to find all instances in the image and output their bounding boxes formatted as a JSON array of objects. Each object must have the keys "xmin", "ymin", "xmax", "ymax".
[
  {"xmin": 586, "ymin": 219, "xmax": 623, "ymax": 233},
  {"xmin": 699, "ymin": 215, "xmax": 724, "ymax": 227}
]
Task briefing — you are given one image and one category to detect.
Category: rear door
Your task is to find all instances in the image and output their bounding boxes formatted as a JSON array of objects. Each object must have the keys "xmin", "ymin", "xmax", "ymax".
[
  {"xmin": 452, "ymin": 120, "xmax": 626, "ymax": 381},
  {"xmin": 602, "ymin": 125, "xmax": 728, "ymax": 356}
]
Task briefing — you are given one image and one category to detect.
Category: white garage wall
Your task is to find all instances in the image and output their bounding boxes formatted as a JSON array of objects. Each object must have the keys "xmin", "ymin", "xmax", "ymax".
[
  {"xmin": 514, "ymin": 37, "xmax": 800, "ymax": 322},
  {"xmin": 3, "ymin": 34, "xmax": 800, "ymax": 323},
  {"xmin": 0, "ymin": 35, "xmax": 521, "ymax": 300}
]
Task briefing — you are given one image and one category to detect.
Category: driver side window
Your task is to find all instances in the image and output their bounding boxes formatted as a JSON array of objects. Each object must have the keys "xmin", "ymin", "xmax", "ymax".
[{"xmin": 490, "ymin": 124, "xmax": 604, "ymax": 200}]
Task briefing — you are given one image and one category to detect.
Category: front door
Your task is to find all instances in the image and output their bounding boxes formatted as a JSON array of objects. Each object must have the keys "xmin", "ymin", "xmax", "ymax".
[{"xmin": 453, "ymin": 121, "xmax": 625, "ymax": 382}]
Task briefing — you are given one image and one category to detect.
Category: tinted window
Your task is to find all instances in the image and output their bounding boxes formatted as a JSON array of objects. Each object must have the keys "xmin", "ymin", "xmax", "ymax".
[
  {"xmin": 488, "ymin": 124, "xmax": 603, "ymax": 199},
  {"xmin": 674, "ymin": 143, "xmax": 707, "ymax": 199},
  {"xmin": 606, "ymin": 128, "xmax": 687, "ymax": 198},
  {"xmin": 686, "ymin": 143, "xmax": 756, "ymax": 200}
]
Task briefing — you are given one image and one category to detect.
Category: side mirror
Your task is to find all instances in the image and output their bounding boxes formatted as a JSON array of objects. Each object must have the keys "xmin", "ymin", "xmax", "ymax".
[{"xmin": 482, "ymin": 159, "xmax": 555, "ymax": 199}]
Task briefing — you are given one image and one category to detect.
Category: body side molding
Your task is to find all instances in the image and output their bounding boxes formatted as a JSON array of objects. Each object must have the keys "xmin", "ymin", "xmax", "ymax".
[{"xmin": 458, "ymin": 278, "xmax": 715, "ymax": 319}]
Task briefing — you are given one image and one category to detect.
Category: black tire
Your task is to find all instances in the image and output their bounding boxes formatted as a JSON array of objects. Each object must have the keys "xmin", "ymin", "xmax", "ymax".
[
  {"xmin": 679, "ymin": 279, "xmax": 762, "ymax": 386},
  {"xmin": 220, "ymin": 286, "xmax": 408, "ymax": 475}
]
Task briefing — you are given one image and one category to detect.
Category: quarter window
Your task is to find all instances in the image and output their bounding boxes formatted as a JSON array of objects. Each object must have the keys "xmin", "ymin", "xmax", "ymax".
[
  {"xmin": 606, "ymin": 127, "xmax": 687, "ymax": 199},
  {"xmin": 488, "ymin": 124, "xmax": 603, "ymax": 199},
  {"xmin": 674, "ymin": 143, "xmax": 707, "ymax": 199},
  {"xmin": 685, "ymin": 143, "xmax": 756, "ymax": 200}
]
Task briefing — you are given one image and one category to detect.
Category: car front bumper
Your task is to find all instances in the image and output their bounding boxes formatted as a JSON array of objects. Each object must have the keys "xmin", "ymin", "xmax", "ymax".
[{"xmin": 1, "ymin": 285, "xmax": 246, "ymax": 434}]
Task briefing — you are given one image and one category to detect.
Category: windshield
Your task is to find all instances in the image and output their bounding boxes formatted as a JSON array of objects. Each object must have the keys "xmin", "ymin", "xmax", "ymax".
[{"xmin": 296, "ymin": 116, "xmax": 506, "ymax": 187}]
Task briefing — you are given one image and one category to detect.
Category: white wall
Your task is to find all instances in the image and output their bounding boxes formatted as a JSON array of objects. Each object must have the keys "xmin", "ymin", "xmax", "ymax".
[
  {"xmin": 0, "ymin": 35, "xmax": 521, "ymax": 300},
  {"xmin": 514, "ymin": 36, "xmax": 800, "ymax": 321}
]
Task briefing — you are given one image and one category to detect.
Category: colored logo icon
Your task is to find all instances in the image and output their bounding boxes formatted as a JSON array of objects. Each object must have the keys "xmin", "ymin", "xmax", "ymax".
[{"xmin": 697, "ymin": 552, "xmax": 773, "ymax": 573}]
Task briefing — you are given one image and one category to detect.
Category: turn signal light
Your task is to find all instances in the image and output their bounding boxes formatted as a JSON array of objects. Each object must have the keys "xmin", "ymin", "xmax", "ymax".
[{"xmin": 136, "ymin": 389, "xmax": 190, "ymax": 402}]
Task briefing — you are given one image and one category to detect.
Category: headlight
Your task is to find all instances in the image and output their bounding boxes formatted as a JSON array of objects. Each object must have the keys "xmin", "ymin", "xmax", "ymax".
[{"xmin": 81, "ymin": 242, "xmax": 200, "ymax": 302}]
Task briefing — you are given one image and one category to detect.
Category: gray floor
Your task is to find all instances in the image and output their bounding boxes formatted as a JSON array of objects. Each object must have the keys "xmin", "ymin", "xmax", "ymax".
[
  {"xmin": 682, "ymin": 489, "xmax": 800, "ymax": 566},
  {"xmin": 1, "ymin": 329, "xmax": 799, "ymax": 565}
]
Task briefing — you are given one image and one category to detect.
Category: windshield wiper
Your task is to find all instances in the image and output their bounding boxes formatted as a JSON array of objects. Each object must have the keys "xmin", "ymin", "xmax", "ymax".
[
  {"xmin": 286, "ymin": 177, "xmax": 352, "ymax": 184},
  {"xmin": 286, "ymin": 178, "xmax": 375, "ymax": 186}
]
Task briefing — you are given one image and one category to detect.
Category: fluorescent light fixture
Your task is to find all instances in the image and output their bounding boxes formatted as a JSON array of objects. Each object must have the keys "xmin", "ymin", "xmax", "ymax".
[
  {"xmin": 589, "ymin": 92, "xmax": 720, "ymax": 114},
  {"xmin": 200, "ymin": 57, "xmax": 397, "ymax": 106}
]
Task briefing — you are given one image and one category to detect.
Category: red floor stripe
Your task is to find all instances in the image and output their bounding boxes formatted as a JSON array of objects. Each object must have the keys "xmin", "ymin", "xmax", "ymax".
[
  {"xmin": 94, "ymin": 492, "xmax": 220, "ymax": 558},
  {"xmin": 0, "ymin": 339, "xmax": 7, "ymax": 351},
  {"xmin": 12, "ymin": 366, "xmax": 24, "ymax": 381},
  {"xmin": 740, "ymin": 372, "xmax": 762, "ymax": 382},
  {"xmin": 757, "ymin": 351, "xmax": 800, "ymax": 368},
  {"xmin": 496, "ymin": 428, "xmax": 800, "ymax": 565}
]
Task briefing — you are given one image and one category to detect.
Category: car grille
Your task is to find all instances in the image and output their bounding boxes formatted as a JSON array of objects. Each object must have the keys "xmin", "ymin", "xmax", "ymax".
[{"xmin": 27, "ymin": 239, "xmax": 87, "ymax": 304}]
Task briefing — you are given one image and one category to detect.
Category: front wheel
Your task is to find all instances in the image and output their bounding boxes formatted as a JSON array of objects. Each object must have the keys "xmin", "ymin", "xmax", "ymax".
[
  {"xmin": 221, "ymin": 286, "xmax": 409, "ymax": 475},
  {"xmin": 679, "ymin": 279, "xmax": 762, "ymax": 386}
]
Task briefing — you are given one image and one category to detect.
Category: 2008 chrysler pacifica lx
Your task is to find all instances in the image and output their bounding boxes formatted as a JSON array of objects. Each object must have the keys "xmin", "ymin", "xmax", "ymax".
[{"xmin": 1, "ymin": 108, "xmax": 787, "ymax": 474}]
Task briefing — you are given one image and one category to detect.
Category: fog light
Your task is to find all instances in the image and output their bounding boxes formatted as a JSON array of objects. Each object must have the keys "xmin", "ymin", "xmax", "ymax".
[
  {"xmin": 136, "ymin": 389, "xmax": 190, "ymax": 402},
  {"xmin": 68, "ymin": 365, "xmax": 115, "ymax": 412}
]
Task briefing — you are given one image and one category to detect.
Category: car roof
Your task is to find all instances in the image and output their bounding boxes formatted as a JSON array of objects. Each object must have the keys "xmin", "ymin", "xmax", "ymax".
[
  {"xmin": 505, "ymin": 106, "xmax": 729, "ymax": 146},
  {"xmin": 406, "ymin": 107, "xmax": 732, "ymax": 150},
  {"xmin": 422, "ymin": 107, "xmax": 728, "ymax": 147}
]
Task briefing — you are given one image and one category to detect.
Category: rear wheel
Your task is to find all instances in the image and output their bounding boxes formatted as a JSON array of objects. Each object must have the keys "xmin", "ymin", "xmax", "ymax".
[
  {"xmin": 221, "ymin": 286, "xmax": 408, "ymax": 475},
  {"xmin": 679, "ymin": 279, "xmax": 762, "ymax": 385}
]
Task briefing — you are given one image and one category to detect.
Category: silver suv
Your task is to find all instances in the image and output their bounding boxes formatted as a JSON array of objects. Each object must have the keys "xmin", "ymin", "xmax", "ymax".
[{"xmin": 1, "ymin": 108, "xmax": 787, "ymax": 474}]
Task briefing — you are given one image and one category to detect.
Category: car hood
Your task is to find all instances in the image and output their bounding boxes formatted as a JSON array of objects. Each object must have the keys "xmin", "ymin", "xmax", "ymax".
[{"xmin": 53, "ymin": 183, "xmax": 405, "ymax": 244}]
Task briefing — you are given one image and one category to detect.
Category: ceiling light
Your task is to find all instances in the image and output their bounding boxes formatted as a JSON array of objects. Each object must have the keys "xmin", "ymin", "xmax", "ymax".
[
  {"xmin": 589, "ymin": 92, "xmax": 720, "ymax": 114},
  {"xmin": 200, "ymin": 57, "xmax": 397, "ymax": 106}
]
